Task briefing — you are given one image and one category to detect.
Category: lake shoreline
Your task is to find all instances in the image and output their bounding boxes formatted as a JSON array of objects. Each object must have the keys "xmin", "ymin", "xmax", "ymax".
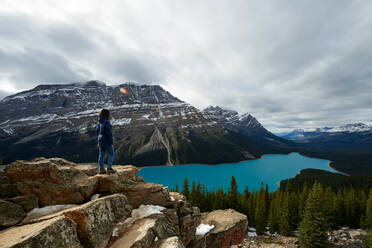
[
  {"xmin": 328, "ymin": 163, "xmax": 350, "ymax": 176},
  {"xmin": 138, "ymin": 152, "xmax": 317, "ymax": 169},
  {"xmin": 138, "ymin": 153, "xmax": 333, "ymax": 192}
]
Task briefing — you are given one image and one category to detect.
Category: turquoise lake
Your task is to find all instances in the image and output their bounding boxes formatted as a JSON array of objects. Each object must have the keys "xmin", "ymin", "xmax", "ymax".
[{"xmin": 137, "ymin": 153, "xmax": 335, "ymax": 192}]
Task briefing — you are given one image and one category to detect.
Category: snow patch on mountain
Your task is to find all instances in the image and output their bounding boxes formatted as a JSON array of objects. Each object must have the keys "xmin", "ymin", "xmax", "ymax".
[{"xmin": 111, "ymin": 118, "xmax": 131, "ymax": 126}]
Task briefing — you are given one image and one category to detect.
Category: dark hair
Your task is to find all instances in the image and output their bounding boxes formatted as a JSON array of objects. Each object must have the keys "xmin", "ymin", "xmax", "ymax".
[{"xmin": 99, "ymin": 109, "xmax": 110, "ymax": 120}]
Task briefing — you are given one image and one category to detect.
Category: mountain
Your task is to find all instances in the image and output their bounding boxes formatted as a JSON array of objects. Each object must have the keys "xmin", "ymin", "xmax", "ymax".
[
  {"xmin": 276, "ymin": 123, "xmax": 372, "ymax": 175},
  {"xmin": 202, "ymin": 106, "xmax": 291, "ymax": 146},
  {"xmin": 279, "ymin": 129, "xmax": 309, "ymax": 141},
  {"xmin": 0, "ymin": 81, "xmax": 290, "ymax": 165},
  {"xmin": 279, "ymin": 123, "xmax": 372, "ymax": 150}
]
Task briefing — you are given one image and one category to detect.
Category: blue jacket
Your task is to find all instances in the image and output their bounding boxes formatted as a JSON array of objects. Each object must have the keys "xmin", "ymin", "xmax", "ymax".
[{"xmin": 97, "ymin": 117, "xmax": 113, "ymax": 147}]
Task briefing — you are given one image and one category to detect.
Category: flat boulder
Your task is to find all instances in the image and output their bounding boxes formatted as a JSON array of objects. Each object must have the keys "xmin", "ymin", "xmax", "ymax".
[
  {"xmin": 95, "ymin": 166, "xmax": 139, "ymax": 193},
  {"xmin": 0, "ymin": 215, "xmax": 83, "ymax": 248},
  {"xmin": 123, "ymin": 182, "xmax": 171, "ymax": 208},
  {"xmin": 3, "ymin": 158, "xmax": 99, "ymax": 206},
  {"xmin": 189, "ymin": 209, "xmax": 247, "ymax": 248},
  {"xmin": 0, "ymin": 200, "xmax": 26, "ymax": 228}
]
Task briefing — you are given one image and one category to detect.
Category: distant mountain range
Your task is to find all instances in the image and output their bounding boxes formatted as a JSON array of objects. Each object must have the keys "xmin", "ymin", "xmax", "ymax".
[
  {"xmin": 278, "ymin": 123, "xmax": 372, "ymax": 140},
  {"xmin": 278, "ymin": 123, "xmax": 372, "ymax": 150},
  {"xmin": 0, "ymin": 81, "xmax": 291, "ymax": 165},
  {"xmin": 275, "ymin": 123, "xmax": 372, "ymax": 176}
]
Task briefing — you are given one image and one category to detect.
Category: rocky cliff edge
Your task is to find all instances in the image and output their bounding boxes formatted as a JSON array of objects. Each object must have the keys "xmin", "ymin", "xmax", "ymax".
[{"xmin": 0, "ymin": 158, "xmax": 248, "ymax": 248}]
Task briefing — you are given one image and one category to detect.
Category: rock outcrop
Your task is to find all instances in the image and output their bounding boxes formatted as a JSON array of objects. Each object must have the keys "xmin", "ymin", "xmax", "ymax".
[
  {"xmin": 109, "ymin": 214, "xmax": 177, "ymax": 248},
  {"xmin": 158, "ymin": 236, "xmax": 185, "ymax": 248},
  {"xmin": 0, "ymin": 158, "xmax": 249, "ymax": 248},
  {"xmin": 63, "ymin": 194, "xmax": 132, "ymax": 248},
  {"xmin": 123, "ymin": 182, "xmax": 171, "ymax": 208},
  {"xmin": 190, "ymin": 209, "xmax": 248, "ymax": 248},
  {"xmin": 0, "ymin": 216, "xmax": 83, "ymax": 248},
  {"xmin": 3, "ymin": 158, "xmax": 99, "ymax": 207},
  {"xmin": 329, "ymin": 228, "xmax": 367, "ymax": 247}
]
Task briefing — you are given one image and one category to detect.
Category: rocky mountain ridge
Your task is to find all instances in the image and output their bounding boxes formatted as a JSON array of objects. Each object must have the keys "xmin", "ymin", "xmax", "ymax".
[{"xmin": 202, "ymin": 106, "xmax": 290, "ymax": 146}]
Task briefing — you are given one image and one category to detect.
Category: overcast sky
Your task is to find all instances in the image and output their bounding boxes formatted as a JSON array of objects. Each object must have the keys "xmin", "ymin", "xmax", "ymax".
[{"xmin": 1, "ymin": 0, "xmax": 372, "ymax": 132}]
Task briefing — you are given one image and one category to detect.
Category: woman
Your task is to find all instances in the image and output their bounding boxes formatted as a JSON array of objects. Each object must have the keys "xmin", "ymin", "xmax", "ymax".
[{"xmin": 97, "ymin": 109, "xmax": 116, "ymax": 174}]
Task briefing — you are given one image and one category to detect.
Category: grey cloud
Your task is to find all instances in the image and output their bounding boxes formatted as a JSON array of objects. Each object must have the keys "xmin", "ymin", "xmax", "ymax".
[
  {"xmin": 0, "ymin": 90, "xmax": 9, "ymax": 100},
  {"xmin": 46, "ymin": 24, "xmax": 98, "ymax": 56},
  {"xmin": 0, "ymin": 48, "xmax": 90, "ymax": 89},
  {"xmin": 1, "ymin": 1, "xmax": 372, "ymax": 131}
]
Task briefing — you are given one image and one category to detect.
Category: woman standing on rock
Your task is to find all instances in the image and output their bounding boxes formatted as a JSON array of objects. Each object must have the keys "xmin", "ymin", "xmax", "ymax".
[{"xmin": 97, "ymin": 109, "xmax": 116, "ymax": 174}]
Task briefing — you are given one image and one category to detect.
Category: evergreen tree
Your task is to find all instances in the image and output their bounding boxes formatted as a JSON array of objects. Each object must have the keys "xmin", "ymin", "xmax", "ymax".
[
  {"xmin": 226, "ymin": 176, "xmax": 239, "ymax": 209},
  {"xmin": 289, "ymin": 191, "xmax": 299, "ymax": 230},
  {"xmin": 174, "ymin": 184, "xmax": 179, "ymax": 192},
  {"xmin": 189, "ymin": 181, "xmax": 197, "ymax": 206},
  {"xmin": 243, "ymin": 186, "xmax": 250, "ymax": 200},
  {"xmin": 255, "ymin": 183, "xmax": 267, "ymax": 234},
  {"xmin": 298, "ymin": 183, "xmax": 309, "ymax": 221},
  {"xmin": 248, "ymin": 191, "xmax": 257, "ymax": 227},
  {"xmin": 195, "ymin": 181, "xmax": 202, "ymax": 207},
  {"xmin": 238, "ymin": 194, "xmax": 249, "ymax": 216},
  {"xmin": 268, "ymin": 191, "xmax": 280, "ymax": 233},
  {"xmin": 181, "ymin": 177, "xmax": 189, "ymax": 198},
  {"xmin": 279, "ymin": 183, "xmax": 293, "ymax": 236},
  {"xmin": 298, "ymin": 183, "xmax": 328, "ymax": 248},
  {"xmin": 213, "ymin": 187, "xmax": 225, "ymax": 210},
  {"xmin": 265, "ymin": 184, "xmax": 270, "ymax": 207},
  {"xmin": 334, "ymin": 190, "xmax": 345, "ymax": 227},
  {"xmin": 364, "ymin": 190, "xmax": 372, "ymax": 228},
  {"xmin": 323, "ymin": 187, "xmax": 336, "ymax": 228}
]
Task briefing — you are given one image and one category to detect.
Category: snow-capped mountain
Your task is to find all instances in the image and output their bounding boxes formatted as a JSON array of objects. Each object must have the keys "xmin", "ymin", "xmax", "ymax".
[
  {"xmin": 279, "ymin": 123, "xmax": 372, "ymax": 151},
  {"xmin": 202, "ymin": 106, "xmax": 290, "ymax": 146},
  {"xmin": 0, "ymin": 81, "xmax": 217, "ymax": 137},
  {"xmin": 316, "ymin": 123, "xmax": 372, "ymax": 133},
  {"xmin": 280, "ymin": 123, "xmax": 372, "ymax": 141},
  {"xmin": 1, "ymin": 81, "xmax": 288, "ymax": 165}
]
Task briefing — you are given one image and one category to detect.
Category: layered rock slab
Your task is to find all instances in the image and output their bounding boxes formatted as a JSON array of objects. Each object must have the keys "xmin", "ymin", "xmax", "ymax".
[
  {"xmin": 189, "ymin": 209, "xmax": 248, "ymax": 248},
  {"xmin": 63, "ymin": 194, "xmax": 132, "ymax": 248},
  {"xmin": 109, "ymin": 214, "xmax": 177, "ymax": 248},
  {"xmin": 94, "ymin": 166, "xmax": 138, "ymax": 193},
  {"xmin": 123, "ymin": 182, "xmax": 171, "ymax": 208},
  {"xmin": 0, "ymin": 215, "xmax": 82, "ymax": 248},
  {"xmin": 3, "ymin": 158, "xmax": 98, "ymax": 207},
  {"xmin": 15, "ymin": 194, "xmax": 131, "ymax": 248}
]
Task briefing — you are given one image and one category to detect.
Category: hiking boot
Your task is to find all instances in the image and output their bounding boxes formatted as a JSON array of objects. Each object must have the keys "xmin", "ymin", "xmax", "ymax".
[
  {"xmin": 99, "ymin": 168, "xmax": 106, "ymax": 174},
  {"xmin": 107, "ymin": 168, "xmax": 116, "ymax": 174}
]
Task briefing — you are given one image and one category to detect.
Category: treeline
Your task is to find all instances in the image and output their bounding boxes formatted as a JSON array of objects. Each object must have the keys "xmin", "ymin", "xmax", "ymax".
[
  {"xmin": 173, "ymin": 177, "xmax": 372, "ymax": 247},
  {"xmin": 280, "ymin": 168, "xmax": 372, "ymax": 192}
]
